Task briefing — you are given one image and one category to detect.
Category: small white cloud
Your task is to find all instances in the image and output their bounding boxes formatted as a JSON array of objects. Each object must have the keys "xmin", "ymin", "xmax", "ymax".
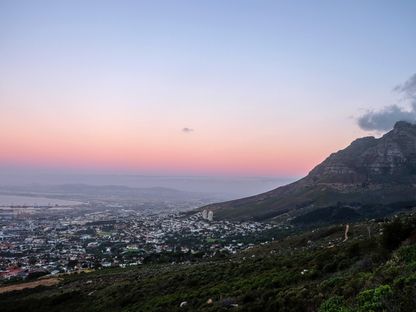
[{"xmin": 182, "ymin": 127, "xmax": 194, "ymax": 133}]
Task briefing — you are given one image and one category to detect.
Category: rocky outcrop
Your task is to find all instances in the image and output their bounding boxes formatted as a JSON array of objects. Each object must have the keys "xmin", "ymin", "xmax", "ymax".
[{"xmin": 309, "ymin": 121, "xmax": 416, "ymax": 184}]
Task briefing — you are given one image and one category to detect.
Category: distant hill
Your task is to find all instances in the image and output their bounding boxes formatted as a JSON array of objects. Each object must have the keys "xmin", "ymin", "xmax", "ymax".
[
  {"xmin": 0, "ymin": 184, "xmax": 229, "ymax": 212},
  {"xmin": 202, "ymin": 121, "xmax": 416, "ymax": 222}
]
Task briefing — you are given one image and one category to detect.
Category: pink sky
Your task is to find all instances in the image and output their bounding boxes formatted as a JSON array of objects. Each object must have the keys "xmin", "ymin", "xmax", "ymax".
[
  {"xmin": 1, "ymin": 1, "xmax": 413, "ymax": 177},
  {"xmin": 0, "ymin": 107, "xmax": 365, "ymax": 176}
]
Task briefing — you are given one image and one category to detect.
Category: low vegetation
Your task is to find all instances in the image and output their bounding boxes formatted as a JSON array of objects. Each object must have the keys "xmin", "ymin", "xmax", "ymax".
[{"xmin": 1, "ymin": 214, "xmax": 416, "ymax": 311}]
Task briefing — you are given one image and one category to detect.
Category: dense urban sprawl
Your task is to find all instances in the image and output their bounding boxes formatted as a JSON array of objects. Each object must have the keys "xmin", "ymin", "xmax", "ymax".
[{"xmin": 0, "ymin": 205, "xmax": 286, "ymax": 282}]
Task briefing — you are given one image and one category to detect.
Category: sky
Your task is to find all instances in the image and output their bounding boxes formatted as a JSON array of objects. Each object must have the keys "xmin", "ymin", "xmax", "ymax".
[{"xmin": 1, "ymin": 0, "xmax": 416, "ymax": 178}]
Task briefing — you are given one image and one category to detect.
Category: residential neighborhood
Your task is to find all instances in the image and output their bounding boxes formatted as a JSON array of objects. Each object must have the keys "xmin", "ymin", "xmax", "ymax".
[{"xmin": 0, "ymin": 205, "xmax": 282, "ymax": 282}]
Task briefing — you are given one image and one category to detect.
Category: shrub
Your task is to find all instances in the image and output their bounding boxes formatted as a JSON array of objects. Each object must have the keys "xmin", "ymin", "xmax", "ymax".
[
  {"xmin": 356, "ymin": 285, "xmax": 392, "ymax": 312},
  {"xmin": 396, "ymin": 245, "xmax": 416, "ymax": 263},
  {"xmin": 381, "ymin": 219, "xmax": 413, "ymax": 251},
  {"xmin": 318, "ymin": 296, "xmax": 351, "ymax": 312}
]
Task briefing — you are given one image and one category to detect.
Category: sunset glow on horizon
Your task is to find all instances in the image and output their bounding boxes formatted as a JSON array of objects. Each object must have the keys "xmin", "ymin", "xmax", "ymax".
[{"xmin": 1, "ymin": 1, "xmax": 415, "ymax": 177}]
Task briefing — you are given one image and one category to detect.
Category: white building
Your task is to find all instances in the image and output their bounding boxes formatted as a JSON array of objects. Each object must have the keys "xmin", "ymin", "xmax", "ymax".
[{"xmin": 207, "ymin": 210, "xmax": 214, "ymax": 221}]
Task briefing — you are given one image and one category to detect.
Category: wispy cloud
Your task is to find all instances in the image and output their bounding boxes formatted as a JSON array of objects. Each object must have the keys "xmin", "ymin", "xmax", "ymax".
[
  {"xmin": 394, "ymin": 73, "xmax": 416, "ymax": 100},
  {"xmin": 182, "ymin": 127, "xmax": 194, "ymax": 133},
  {"xmin": 357, "ymin": 73, "xmax": 416, "ymax": 132}
]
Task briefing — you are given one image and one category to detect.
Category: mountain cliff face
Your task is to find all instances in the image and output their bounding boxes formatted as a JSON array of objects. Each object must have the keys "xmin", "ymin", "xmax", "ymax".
[{"xmin": 203, "ymin": 121, "xmax": 416, "ymax": 221}]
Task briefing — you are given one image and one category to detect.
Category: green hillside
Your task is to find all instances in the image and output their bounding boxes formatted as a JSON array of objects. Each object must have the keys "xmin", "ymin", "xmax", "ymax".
[{"xmin": 1, "ymin": 214, "xmax": 416, "ymax": 312}]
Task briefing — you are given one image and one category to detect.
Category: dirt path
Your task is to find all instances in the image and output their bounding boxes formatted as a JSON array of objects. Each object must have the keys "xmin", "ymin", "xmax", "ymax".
[
  {"xmin": 343, "ymin": 224, "xmax": 350, "ymax": 242},
  {"xmin": 0, "ymin": 278, "xmax": 60, "ymax": 294}
]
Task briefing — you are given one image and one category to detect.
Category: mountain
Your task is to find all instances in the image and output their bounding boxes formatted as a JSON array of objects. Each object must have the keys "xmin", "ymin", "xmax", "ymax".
[{"xmin": 203, "ymin": 121, "xmax": 416, "ymax": 222}]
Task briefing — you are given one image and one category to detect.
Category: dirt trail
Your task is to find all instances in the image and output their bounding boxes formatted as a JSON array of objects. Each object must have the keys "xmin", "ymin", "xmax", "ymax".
[
  {"xmin": 0, "ymin": 278, "xmax": 60, "ymax": 294},
  {"xmin": 343, "ymin": 224, "xmax": 350, "ymax": 242}
]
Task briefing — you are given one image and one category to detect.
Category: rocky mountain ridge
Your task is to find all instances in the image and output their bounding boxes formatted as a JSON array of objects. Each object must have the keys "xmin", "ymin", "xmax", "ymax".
[{"xmin": 202, "ymin": 121, "xmax": 416, "ymax": 221}]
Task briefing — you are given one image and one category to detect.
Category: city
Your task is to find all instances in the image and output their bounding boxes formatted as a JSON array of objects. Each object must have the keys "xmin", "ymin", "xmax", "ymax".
[{"xmin": 0, "ymin": 204, "xmax": 285, "ymax": 282}]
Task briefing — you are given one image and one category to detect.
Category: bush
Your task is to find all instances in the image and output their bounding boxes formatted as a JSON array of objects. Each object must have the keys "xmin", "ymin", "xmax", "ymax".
[
  {"xmin": 381, "ymin": 219, "xmax": 412, "ymax": 251},
  {"xmin": 356, "ymin": 285, "xmax": 392, "ymax": 312},
  {"xmin": 318, "ymin": 296, "xmax": 351, "ymax": 312},
  {"xmin": 397, "ymin": 245, "xmax": 416, "ymax": 263}
]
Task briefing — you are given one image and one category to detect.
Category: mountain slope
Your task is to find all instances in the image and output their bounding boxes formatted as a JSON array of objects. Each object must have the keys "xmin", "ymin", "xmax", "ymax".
[{"xmin": 203, "ymin": 121, "xmax": 416, "ymax": 221}]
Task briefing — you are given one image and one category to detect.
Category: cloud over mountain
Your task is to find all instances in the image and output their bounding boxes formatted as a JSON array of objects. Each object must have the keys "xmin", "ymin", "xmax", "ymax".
[{"xmin": 358, "ymin": 73, "xmax": 416, "ymax": 132}]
